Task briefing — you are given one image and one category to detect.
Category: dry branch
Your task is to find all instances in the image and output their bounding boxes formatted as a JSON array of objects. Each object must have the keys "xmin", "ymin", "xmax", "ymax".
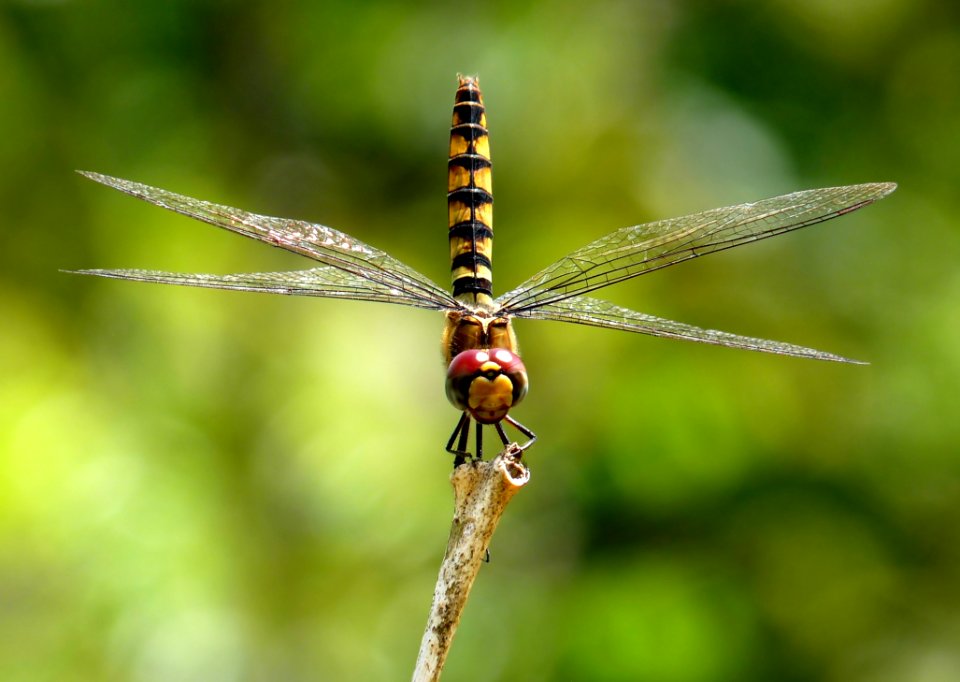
[{"xmin": 412, "ymin": 444, "xmax": 531, "ymax": 682}]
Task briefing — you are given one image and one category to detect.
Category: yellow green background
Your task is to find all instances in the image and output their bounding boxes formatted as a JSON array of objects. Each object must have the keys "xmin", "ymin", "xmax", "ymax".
[{"xmin": 2, "ymin": 1, "xmax": 957, "ymax": 680}]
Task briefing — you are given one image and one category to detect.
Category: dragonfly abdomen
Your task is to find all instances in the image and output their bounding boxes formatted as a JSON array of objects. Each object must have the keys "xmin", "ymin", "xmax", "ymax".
[{"xmin": 448, "ymin": 75, "xmax": 494, "ymax": 309}]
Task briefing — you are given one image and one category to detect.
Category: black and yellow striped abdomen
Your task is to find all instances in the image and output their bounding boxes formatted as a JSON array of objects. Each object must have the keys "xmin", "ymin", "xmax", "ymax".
[{"xmin": 448, "ymin": 75, "xmax": 494, "ymax": 309}]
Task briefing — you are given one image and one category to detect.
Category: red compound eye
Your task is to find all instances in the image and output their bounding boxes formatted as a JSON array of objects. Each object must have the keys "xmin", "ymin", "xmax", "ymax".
[{"xmin": 445, "ymin": 348, "xmax": 528, "ymax": 424}]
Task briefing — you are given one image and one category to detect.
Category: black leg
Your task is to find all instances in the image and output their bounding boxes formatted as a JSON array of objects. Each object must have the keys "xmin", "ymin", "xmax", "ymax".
[
  {"xmin": 495, "ymin": 421, "xmax": 510, "ymax": 446},
  {"xmin": 445, "ymin": 412, "xmax": 467, "ymax": 452},
  {"xmin": 457, "ymin": 415, "xmax": 471, "ymax": 453},
  {"xmin": 504, "ymin": 415, "xmax": 537, "ymax": 451},
  {"xmin": 475, "ymin": 422, "xmax": 483, "ymax": 461},
  {"xmin": 446, "ymin": 413, "xmax": 471, "ymax": 467}
]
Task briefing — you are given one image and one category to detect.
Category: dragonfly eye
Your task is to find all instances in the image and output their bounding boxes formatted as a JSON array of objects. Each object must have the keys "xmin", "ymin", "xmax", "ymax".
[{"xmin": 445, "ymin": 348, "xmax": 528, "ymax": 424}]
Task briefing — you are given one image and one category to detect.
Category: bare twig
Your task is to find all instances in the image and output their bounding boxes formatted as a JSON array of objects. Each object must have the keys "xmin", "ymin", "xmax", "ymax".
[{"xmin": 412, "ymin": 444, "xmax": 531, "ymax": 682}]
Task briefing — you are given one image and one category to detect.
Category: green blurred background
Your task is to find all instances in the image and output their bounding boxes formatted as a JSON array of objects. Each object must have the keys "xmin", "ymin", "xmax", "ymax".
[{"xmin": 2, "ymin": 0, "xmax": 957, "ymax": 680}]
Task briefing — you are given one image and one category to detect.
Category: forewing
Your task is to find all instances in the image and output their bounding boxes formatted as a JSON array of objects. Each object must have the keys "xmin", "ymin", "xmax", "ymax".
[
  {"xmin": 496, "ymin": 183, "xmax": 896, "ymax": 314},
  {"xmin": 70, "ymin": 266, "xmax": 453, "ymax": 310},
  {"xmin": 513, "ymin": 295, "xmax": 864, "ymax": 363},
  {"xmin": 78, "ymin": 171, "xmax": 458, "ymax": 311}
]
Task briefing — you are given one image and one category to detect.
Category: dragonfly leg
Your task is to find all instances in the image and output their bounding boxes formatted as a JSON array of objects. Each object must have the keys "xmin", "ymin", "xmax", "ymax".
[
  {"xmin": 504, "ymin": 415, "xmax": 537, "ymax": 452},
  {"xmin": 446, "ymin": 412, "xmax": 472, "ymax": 467},
  {"xmin": 494, "ymin": 421, "xmax": 510, "ymax": 447},
  {"xmin": 475, "ymin": 423, "xmax": 484, "ymax": 461},
  {"xmin": 457, "ymin": 415, "xmax": 471, "ymax": 454}
]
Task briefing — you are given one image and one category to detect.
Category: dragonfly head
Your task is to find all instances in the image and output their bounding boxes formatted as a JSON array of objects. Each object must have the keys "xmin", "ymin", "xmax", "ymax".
[{"xmin": 445, "ymin": 348, "xmax": 528, "ymax": 424}]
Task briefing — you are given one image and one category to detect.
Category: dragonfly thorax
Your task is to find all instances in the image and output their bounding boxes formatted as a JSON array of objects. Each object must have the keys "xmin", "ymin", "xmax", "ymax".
[{"xmin": 441, "ymin": 310, "xmax": 518, "ymax": 365}]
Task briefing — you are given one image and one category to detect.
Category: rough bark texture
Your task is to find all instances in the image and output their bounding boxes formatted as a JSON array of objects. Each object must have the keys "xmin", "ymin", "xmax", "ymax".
[{"xmin": 412, "ymin": 445, "xmax": 530, "ymax": 682}]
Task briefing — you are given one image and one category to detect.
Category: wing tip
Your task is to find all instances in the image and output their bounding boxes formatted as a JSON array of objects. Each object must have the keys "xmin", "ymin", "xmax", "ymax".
[
  {"xmin": 76, "ymin": 170, "xmax": 137, "ymax": 196},
  {"xmin": 76, "ymin": 169, "xmax": 109, "ymax": 183},
  {"xmin": 61, "ymin": 268, "xmax": 128, "ymax": 280},
  {"xmin": 872, "ymin": 181, "xmax": 898, "ymax": 199},
  {"xmin": 828, "ymin": 354, "xmax": 870, "ymax": 366}
]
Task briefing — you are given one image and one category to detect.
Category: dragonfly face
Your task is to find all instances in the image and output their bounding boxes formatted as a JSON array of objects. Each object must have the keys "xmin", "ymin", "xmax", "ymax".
[
  {"xmin": 72, "ymin": 75, "xmax": 896, "ymax": 466},
  {"xmin": 445, "ymin": 348, "xmax": 528, "ymax": 425}
]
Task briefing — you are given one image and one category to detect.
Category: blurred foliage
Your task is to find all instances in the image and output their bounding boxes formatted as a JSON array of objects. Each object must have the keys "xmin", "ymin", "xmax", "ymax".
[{"xmin": 1, "ymin": 0, "xmax": 958, "ymax": 680}]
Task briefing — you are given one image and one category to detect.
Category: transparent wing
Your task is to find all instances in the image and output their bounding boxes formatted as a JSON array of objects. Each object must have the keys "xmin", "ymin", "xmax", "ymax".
[
  {"xmin": 77, "ymin": 171, "xmax": 460, "ymax": 311},
  {"xmin": 513, "ymin": 295, "xmax": 864, "ymax": 363},
  {"xmin": 496, "ymin": 183, "xmax": 896, "ymax": 314},
  {"xmin": 69, "ymin": 266, "xmax": 453, "ymax": 310}
]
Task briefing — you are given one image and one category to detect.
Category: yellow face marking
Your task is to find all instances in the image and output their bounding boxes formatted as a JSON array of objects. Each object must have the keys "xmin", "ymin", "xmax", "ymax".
[
  {"xmin": 473, "ymin": 135, "xmax": 490, "ymax": 159},
  {"xmin": 449, "ymin": 135, "xmax": 470, "ymax": 157},
  {"xmin": 469, "ymin": 375, "xmax": 513, "ymax": 407},
  {"xmin": 448, "ymin": 165, "xmax": 471, "ymax": 192},
  {"xmin": 468, "ymin": 374, "xmax": 515, "ymax": 417},
  {"xmin": 473, "ymin": 166, "xmax": 492, "ymax": 193}
]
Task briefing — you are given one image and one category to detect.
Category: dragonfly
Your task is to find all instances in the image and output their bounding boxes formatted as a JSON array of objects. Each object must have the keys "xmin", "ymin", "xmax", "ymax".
[{"xmin": 74, "ymin": 75, "xmax": 896, "ymax": 465}]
